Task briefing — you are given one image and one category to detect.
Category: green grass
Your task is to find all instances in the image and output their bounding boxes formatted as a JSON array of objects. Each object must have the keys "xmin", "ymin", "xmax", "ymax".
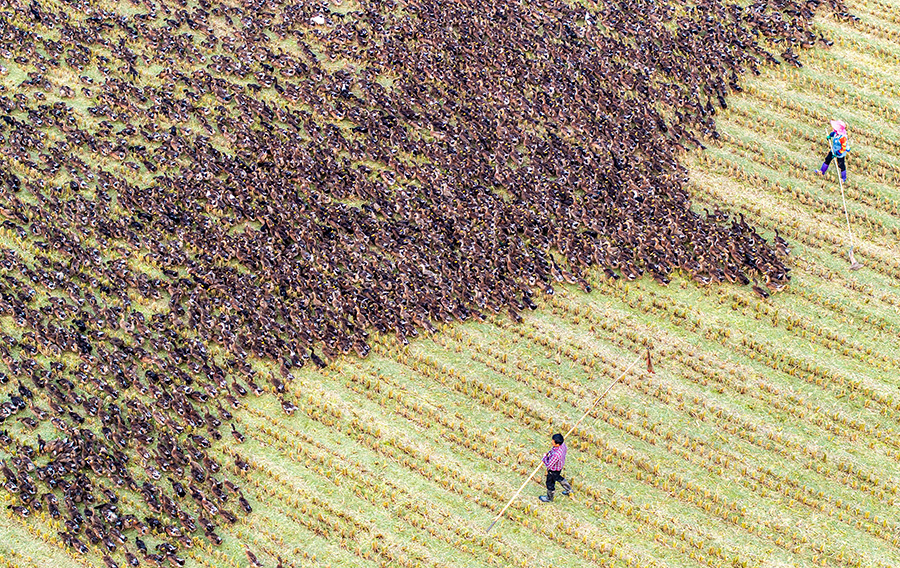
[{"xmin": 2, "ymin": 0, "xmax": 900, "ymax": 567}]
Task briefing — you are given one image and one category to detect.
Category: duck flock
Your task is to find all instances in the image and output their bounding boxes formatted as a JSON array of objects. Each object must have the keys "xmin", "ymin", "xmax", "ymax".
[{"xmin": 0, "ymin": 0, "xmax": 844, "ymax": 564}]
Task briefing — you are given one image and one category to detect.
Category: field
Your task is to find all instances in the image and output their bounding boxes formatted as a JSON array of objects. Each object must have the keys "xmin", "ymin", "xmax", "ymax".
[{"xmin": 1, "ymin": 0, "xmax": 900, "ymax": 567}]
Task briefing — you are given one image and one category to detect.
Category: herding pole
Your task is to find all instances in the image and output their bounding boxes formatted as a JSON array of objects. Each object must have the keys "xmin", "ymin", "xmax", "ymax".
[
  {"xmin": 485, "ymin": 351, "xmax": 646, "ymax": 534},
  {"xmin": 835, "ymin": 166, "xmax": 862, "ymax": 270}
]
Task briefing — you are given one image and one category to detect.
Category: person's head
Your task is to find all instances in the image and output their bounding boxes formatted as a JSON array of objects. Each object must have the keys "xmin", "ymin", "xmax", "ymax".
[
  {"xmin": 830, "ymin": 119, "xmax": 847, "ymax": 135},
  {"xmin": 552, "ymin": 433, "xmax": 564, "ymax": 446}
]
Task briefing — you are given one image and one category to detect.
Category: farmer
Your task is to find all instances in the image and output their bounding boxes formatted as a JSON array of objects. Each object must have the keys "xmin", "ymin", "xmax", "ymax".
[
  {"xmin": 539, "ymin": 433, "xmax": 572, "ymax": 502},
  {"xmin": 816, "ymin": 119, "xmax": 849, "ymax": 182}
]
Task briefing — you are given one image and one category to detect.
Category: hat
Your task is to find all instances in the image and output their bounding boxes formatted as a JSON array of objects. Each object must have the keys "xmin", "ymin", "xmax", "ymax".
[{"xmin": 830, "ymin": 119, "xmax": 847, "ymax": 134}]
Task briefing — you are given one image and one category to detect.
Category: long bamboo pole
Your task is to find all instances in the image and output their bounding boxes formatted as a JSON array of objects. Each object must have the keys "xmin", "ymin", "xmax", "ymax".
[
  {"xmin": 835, "ymin": 165, "xmax": 862, "ymax": 270},
  {"xmin": 485, "ymin": 352, "xmax": 644, "ymax": 534}
]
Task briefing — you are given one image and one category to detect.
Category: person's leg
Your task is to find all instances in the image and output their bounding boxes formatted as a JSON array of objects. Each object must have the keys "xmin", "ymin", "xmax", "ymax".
[
  {"xmin": 540, "ymin": 471, "xmax": 559, "ymax": 502},
  {"xmin": 559, "ymin": 473, "xmax": 572, "ymax": 496},
  {"xmin": 546, "ymin": 471, "xmax": 558, "ymax": 492},
  {"xmin": 818, "ymin": 151, "xmax": 834, "ymax": 174},
  {"xmin": 837, "ymin": 156, "xmax": 847, "ymax": 182}
]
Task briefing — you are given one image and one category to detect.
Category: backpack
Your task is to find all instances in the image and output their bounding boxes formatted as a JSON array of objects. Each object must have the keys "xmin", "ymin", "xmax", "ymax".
[{"xmin": 831, "ymin": 133, "xmax": 847, "ymax": 157}]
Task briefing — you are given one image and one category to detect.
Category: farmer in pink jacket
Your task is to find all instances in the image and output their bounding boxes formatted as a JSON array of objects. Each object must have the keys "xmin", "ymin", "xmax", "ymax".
[{"xmin": 816, "ymin": 119, "xmax": 849, "ymax": 182}]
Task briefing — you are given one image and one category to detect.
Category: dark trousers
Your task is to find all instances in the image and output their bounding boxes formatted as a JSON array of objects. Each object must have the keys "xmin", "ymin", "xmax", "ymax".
[
  {"xmin": 823, "ymin": 151, "xmax": 846, "ymax": 172},
  {"xmin": 546, "ymin": 470, "xmax": 564, "ymax": 491}
]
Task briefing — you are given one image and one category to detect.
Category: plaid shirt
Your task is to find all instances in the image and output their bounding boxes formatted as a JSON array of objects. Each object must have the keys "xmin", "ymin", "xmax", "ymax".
[{"xmin": 542, "ymin": 443, "xmax": 567, "ymax": 471}]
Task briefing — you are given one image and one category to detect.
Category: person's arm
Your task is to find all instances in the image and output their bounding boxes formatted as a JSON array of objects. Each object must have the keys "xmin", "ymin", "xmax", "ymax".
[
  {"xmin": 544, "ymin": 447, "xmax": 560, "ymax": 470},
  {"xmin": 840, "ymin": 135, "xmax": 847, "ymax": 154}
]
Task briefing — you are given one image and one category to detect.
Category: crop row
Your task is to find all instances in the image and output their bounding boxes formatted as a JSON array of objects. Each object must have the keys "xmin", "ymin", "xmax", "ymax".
[
  {"xmin": 539, "ymin": 287, "xmax": 900, "ymax": 483},
  {"xmin": 385, "ymin": 336, "xmax": 875, "ymax": 568},
  {"xmin": 677, "ymin": 272, "xmax": 900, "ymax": 375},
  {"xmin": 721, "ymin": 110, "xmax": 900, "ymax": 219},
  {"xmin": 361, "ymin": 344, "xmax": 759, "ymax": 568},
  {"xmin": 620, "ymin": 278, "xmax": 900, "ymax": 431},
  {"xmin": 259, "ymin": 364, "xmax": 651, "ymax": 568},
  {"xmin": 842, "ymin": 12, "xmax": 900, "ymax": 57},
  {"xmin": 1, "ymin": 413, "xmax": 305, "ymax": 568},
  {"xmin": 782, "ymin": 285, "xmax": 896, "ymax": 338},
  {"xmin": 803, "ymin": 46, "xmax": 900, "ymax": 102},
  {"xmin": 472, "ymin": 316, "xmax": 900, "ymax": 545},
  {"xmin": 234, "ymin": 406, "xmax": 570, "ymax": 568},
  {"xmin": 400, "ymin": 338, "xmax": 895, "ymax": 568},
  {"xmin": 855, "ymin": 0, "xmax": 900, "ymax": 26},
  {"xmin": 770, "ymin": 62, "xmax": 900, "ymax": 130},
  {"xmin": 685, "ymin": 174, "xmax": 900, "ymax": 311},
  {"xmin": 259, "ymin": 363, "xmax": 654, "ymax": 567},
  {"xmin": 699, "ymin": 147, "xmax": 900, "ymax": 270},
  {"xmin": 220, "ymin": 442, "xmax": 431, "ymax": 568},
  {"xmin": 742, "ymin": 74, "xmax": 899, "ymax": 154},
  {"xmin": 0, "ymin": 486, "xmax": 98, "ymax": 568},
  {"xmin": 715, "ymin": 288, "xmax": 899, "ymax": 370},
  {"xmin": 335, "ymin": 343, "xmax": 766, "ymax": 568},
  {"xmin": 491, "ymin": 297, "xmax": 900, "ymax": 507}
]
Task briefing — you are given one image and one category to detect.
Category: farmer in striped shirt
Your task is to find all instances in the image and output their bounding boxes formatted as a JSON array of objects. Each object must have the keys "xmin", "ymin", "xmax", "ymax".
[{"xmin": 539, "ymin": 433, "xmax": 572, "ymax": 502}]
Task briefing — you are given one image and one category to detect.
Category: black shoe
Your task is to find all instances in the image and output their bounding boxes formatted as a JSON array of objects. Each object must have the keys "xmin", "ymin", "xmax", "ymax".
[
  {"xmin": 538, "ymin": 490, "xmax": 554, "ymax": 502},
  {"xmin": 560, "ymin": 478, "xmax": 572, "ymax": 496}
]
